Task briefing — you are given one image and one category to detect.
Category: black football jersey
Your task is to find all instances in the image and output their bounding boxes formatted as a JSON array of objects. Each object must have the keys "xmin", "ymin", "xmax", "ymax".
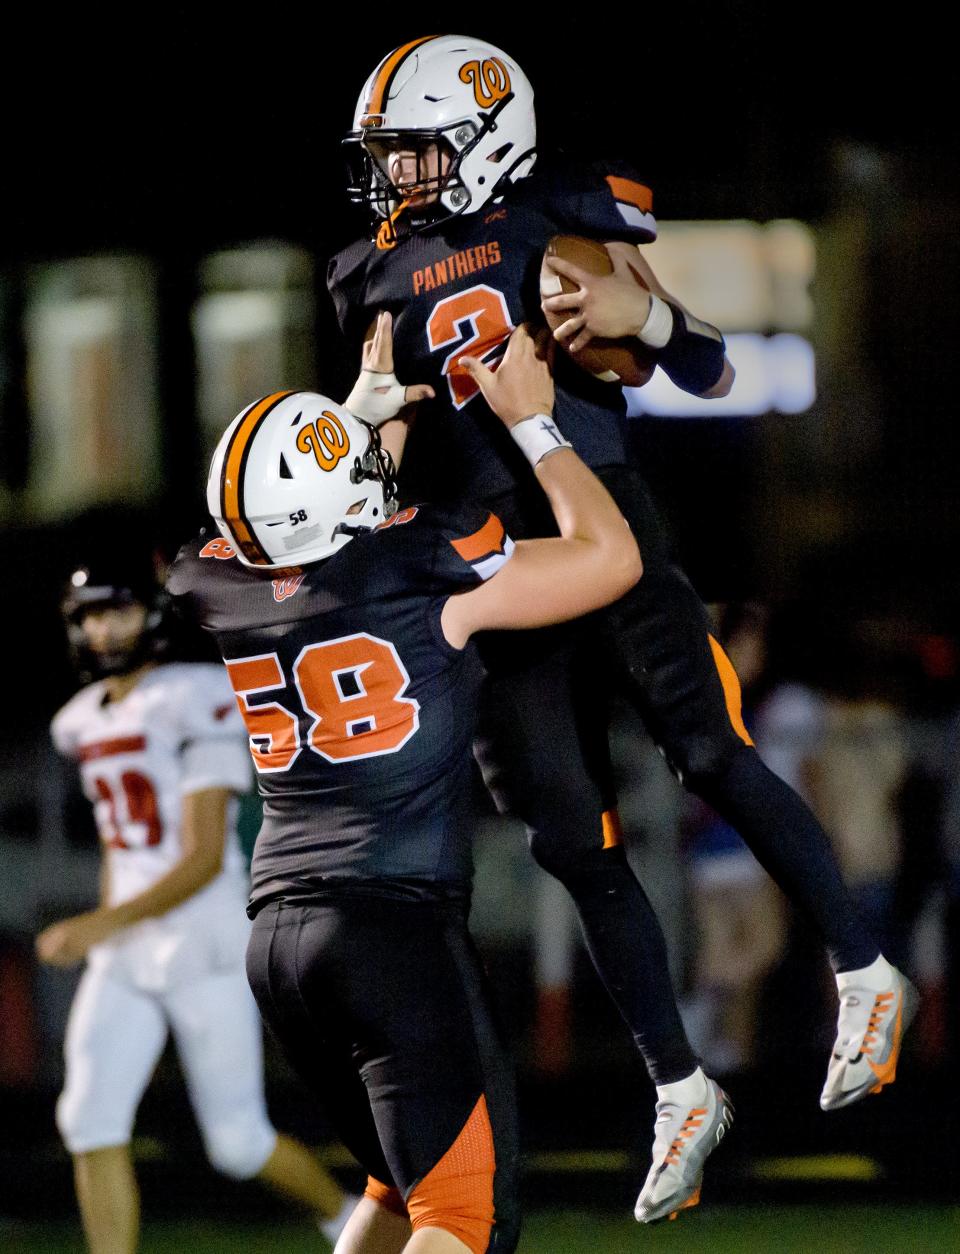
[
  {"xmin": 328, "ymin": 156, "xmax": 657, "ymax": 506},
  {"xmin": 167, "ymin": 503, "xmax": 513, "ymax": 911}
]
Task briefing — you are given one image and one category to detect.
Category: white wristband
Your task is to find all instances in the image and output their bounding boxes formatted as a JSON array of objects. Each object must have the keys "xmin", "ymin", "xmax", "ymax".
[
  {"xmin": 511, "ymin": 414, "xmax": 572, "ymax": 467},
  {"xmin": 637, "ymin": 294, "xmax": 674, "ymax": 349},
  {"xmin": 344, "ymin": 370, "xmax": 408, "ymax": 427}
]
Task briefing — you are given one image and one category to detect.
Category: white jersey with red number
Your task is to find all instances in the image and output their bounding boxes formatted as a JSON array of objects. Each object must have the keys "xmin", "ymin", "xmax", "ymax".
[{"xmin": 52, "ymin": 662, "xmax": 251, "ymax": 906}]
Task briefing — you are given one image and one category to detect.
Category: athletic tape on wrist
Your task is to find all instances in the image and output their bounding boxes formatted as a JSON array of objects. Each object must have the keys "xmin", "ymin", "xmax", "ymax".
[
  {"xmin": 344, "ymin": 371, "xmax": 408, "ymax": 427},
  {"xmin": 637, "ymin": 294, "xmax": 674, "ymax": 349},
  {"xmin": 511, "ymin": 414, "xmax": 572, "ymax": 467}
]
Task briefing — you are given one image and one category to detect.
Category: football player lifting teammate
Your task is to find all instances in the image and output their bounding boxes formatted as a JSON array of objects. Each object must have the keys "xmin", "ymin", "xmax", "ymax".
[
  {"xmin": 37, "ymin": 560, "xmax": 357, "ymax": 1253},
  {"xmin": 168, "ymin": 319, "xmax": 642, "ymax": 1253},
  {"xmin": 328, "ymin": 33, "xmax": 918, "ymax": 1223}
]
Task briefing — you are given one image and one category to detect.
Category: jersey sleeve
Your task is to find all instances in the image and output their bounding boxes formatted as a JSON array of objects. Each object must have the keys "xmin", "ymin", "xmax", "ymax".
[
  {"xmin": 50, "ymin": 699, "xmax": 80, "ymax": 760},
  {"xmin": 168, "ymin": 664, "xmax": 252, "ymax": 795},
  {"xmin": 429, "ymin": 504, "xmax": 516, "ymax": 587},
  {"xmin": 327, "ymin": 242, "xmax": 374, "ymax": 347},
  {"xmin": 166, "ymin": 536, "xmax": 205, "ymax": 625},
  {"xmin": 375, "ymin": 503, "xmax": 515, "ymax": 594},
  {"xmin": 549, "ymin": 158, "xmax": 658, "ymax": 244},
  {"xmin": 166, "ymin": 532, "xmax": 241, "ymax": 634}
]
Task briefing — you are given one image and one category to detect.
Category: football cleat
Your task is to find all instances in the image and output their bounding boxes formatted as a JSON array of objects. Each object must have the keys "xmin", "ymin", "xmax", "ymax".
[
  {"xmin": 820, "ymin": 965, "xmax": 919, "ymax": 1111},
  {"xmin": 634, "ymin": 1076, "xmax": 734, "ymax": 1224}
]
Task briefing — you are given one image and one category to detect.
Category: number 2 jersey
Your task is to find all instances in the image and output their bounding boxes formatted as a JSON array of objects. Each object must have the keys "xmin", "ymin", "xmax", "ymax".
[
  {"xmin": 167, "ymin": 502, "xmax": 514, "ymax": 914},
  {"xmin": 327, "ymin": 156, "xmax": 658, "ymax": 507}
]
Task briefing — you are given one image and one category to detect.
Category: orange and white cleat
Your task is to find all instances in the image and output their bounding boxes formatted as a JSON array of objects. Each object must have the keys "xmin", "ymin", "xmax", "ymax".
[
  {"xmin": 634, "ymin": 1071, "xmax": 734, "ymax": 1224},
  {"xmin": 820, "ymin": 961, "xmax": 919, "ymax": 1111}
]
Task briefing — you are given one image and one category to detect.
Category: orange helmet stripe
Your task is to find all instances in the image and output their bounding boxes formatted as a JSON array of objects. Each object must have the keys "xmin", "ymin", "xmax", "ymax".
[
  {"xmin": 220, "ymin": 390, "xmax": 295, "ymax": 565},
  {"xmin": 364, "ymin": 35, "xmax": 441, "ymax": 117}
]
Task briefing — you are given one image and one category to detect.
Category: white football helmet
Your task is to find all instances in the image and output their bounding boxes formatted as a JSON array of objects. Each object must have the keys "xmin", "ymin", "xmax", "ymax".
[
  {"xmin": 344, "ymin": 34, "xmax": 536, "ymax": 245},
  {"xmin": 206, "ymin": 390, "xmax": 398, "ymax": 569}
]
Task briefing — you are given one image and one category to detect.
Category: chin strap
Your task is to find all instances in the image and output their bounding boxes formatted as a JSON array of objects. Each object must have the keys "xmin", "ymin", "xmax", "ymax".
[
  {"xmin": 376, "ymin": 198, "xmax": 411, "ymax": 251},
  {"xmin": 332, "ymin": 522, "xmax": 374, "ymax": 540}
]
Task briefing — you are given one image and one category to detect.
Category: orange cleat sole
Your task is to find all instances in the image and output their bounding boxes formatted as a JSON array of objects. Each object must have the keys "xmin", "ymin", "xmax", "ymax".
[{"xmin": 668, "ymin": 1186, "xmax": 702, "ymax": 1221}]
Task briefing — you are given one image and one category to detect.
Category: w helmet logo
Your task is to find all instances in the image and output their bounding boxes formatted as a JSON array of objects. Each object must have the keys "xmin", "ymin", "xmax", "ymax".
[
  {"xmin": 295, "ymin": 411, "xmax": 349, "ymax": 471},
  {"xmin": 459, "ymin": 58, "xmax": 511, "ymax": 108}
]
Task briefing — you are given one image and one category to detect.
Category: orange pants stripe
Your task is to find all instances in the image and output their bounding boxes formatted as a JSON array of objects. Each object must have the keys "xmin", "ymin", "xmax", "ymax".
[{"xmin": 406, "ymin": 1094, "xmax": 496, "ymax": 1254}]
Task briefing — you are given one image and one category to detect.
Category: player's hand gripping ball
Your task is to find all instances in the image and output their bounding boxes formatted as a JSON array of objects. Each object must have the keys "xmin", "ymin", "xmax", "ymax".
[{"xmin": 540, "ymin": 235, "xmax": 657, "ymax": 386}]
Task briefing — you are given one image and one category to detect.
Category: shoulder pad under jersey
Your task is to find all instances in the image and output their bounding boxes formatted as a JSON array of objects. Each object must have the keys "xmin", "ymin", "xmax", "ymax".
[
  {"xmin": 327, "ymin": 240, "xmax": 377, "ymax": 343},
  {"xmin": 515, "ymin": 153, "xmax": 657, "ymax": 244},
  {"xmin": 372, "ymin": 502, "xmax": 515, "ymax": 590}
]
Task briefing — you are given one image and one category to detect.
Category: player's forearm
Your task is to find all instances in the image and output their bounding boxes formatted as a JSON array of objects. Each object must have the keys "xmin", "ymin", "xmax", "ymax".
[
  {"xmin": 534, "ymin": 448, "xmax": 642, "ymax": 592},
  {"xmin": 637, "ymin": 295, "xmax": 729, "ymax": 396},
  {"xmin": 104, "ymin": 789, "xmax": 230, "ymax": 928},
  {"xmin": 377, "ymin": 414, "xmax": 413, "ymax": 469},
  {"xmin": 607, "ymin": 244, "xmax": 732, "ymax": 397},
  {"xmin": 104, "ymin": 847, "xmax": 223, "ymax": 928},
  {"xmin": 697, "ymin": 356, "xmax": 735, "ymax": 398}
]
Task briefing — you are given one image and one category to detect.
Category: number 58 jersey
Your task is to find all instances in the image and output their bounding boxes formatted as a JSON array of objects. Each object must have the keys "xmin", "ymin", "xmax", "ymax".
[{"xmin": 168, "ymin": 502, "xmax": 514, "ymax": 913}]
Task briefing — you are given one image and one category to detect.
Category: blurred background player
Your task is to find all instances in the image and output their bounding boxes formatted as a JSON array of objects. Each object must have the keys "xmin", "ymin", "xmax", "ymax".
[
  {"xmin": 36, "ymin": 559, "xmax": 354, "ymax": 1254},
  {"xmin": 167, "ymin": 320, "xmax": 680, "ymax": 1252},
  {"xmin": 328, "ymin": 33, "xmax": 917, "ymax": 1220}
]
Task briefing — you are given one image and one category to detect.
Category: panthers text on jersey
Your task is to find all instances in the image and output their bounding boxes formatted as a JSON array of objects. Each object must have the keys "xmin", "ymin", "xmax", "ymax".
[
  {"xmin": 167, "ymin": 502, "xmax": 514, "ymax": 913},
  {"xmin": 328, "ymin": 156, "xmax": 656, "ymax": 506},
  {"xmin": 51, "ymin": 662, "xmax": 251, "ymax": 907}
]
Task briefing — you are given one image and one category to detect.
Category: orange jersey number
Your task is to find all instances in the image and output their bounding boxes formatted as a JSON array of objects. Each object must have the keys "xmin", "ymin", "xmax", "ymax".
[
  {"xmin": 225, "ymin": 653, "xmax": 302, "ymax": 773},
  {"xmin": 226, "ymin": 635, "xmax": 419, "ymax": 773},
  {"xmin": 426, "ymin": 284, "xmax": 514, "ymax": 408},
  {"xmin": 295, "ymin": 634, "xmax": 419, "ymax": 762}
]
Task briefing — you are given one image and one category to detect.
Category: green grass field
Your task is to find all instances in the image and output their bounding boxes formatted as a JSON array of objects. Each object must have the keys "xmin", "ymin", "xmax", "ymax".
[{"xmin": 5, "ymin": 1206, "xmax": 957, "ymax": 1254}]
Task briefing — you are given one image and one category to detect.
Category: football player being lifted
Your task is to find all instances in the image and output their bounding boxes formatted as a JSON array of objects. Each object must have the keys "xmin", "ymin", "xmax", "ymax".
[
  {"xmin": 328, "ymin": 34, "xmax": 917, "ymax": 1223},
  {"xmin": 37, "ymin": 562, "xmax": 356, "ymax": 1254},
  {"xmin": 168, "ymin": 319, "xmax": 642, "ymax": 1254}
]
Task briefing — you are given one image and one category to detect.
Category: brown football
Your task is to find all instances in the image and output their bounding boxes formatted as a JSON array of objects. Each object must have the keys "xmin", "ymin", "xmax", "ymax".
[{"xmin": 541, "ymin": 235, "xmax": 657, "ymax": 387}]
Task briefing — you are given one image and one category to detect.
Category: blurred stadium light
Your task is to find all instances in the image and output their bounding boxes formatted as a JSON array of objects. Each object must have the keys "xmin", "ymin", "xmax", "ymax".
[
  {"xmin": 193, "ymin": 243, "xmax": 315, "ymax": 470},
  {"xmin": 24, "ymin": 257, "xmax": 160, "ymax": 518},
  {"xmin": 627, "ymin": 332, "xmax": 815, "ymax": 417},
  {"xmin": 628, "ymin": 220, "xmax": 816, "ymax": 417}
]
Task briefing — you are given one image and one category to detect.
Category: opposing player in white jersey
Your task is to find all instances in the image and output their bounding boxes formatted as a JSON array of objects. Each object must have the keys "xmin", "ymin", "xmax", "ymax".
[{"xmin": 36, "ymin": 559, "xmax": 356, "ymax": 1254}]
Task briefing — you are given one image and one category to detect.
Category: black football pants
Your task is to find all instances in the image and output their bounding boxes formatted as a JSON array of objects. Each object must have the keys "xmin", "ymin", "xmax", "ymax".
[
  {"xmin": 247, "ymin": 897, "xmax": 519, "ymax": 1253},
  {"xmin": 475, "ymin": 466, "xmax": 878, "ymax": 1083}
]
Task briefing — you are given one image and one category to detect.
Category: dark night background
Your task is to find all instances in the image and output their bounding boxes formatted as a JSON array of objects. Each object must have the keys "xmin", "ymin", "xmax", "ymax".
[
  {"xmin": 3, "ymin": 7, "xmax": 957, "ymax": 715},
  {"xmin": 1, "ymin": 7, "xmax": 958, "ymax": 1242}
]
